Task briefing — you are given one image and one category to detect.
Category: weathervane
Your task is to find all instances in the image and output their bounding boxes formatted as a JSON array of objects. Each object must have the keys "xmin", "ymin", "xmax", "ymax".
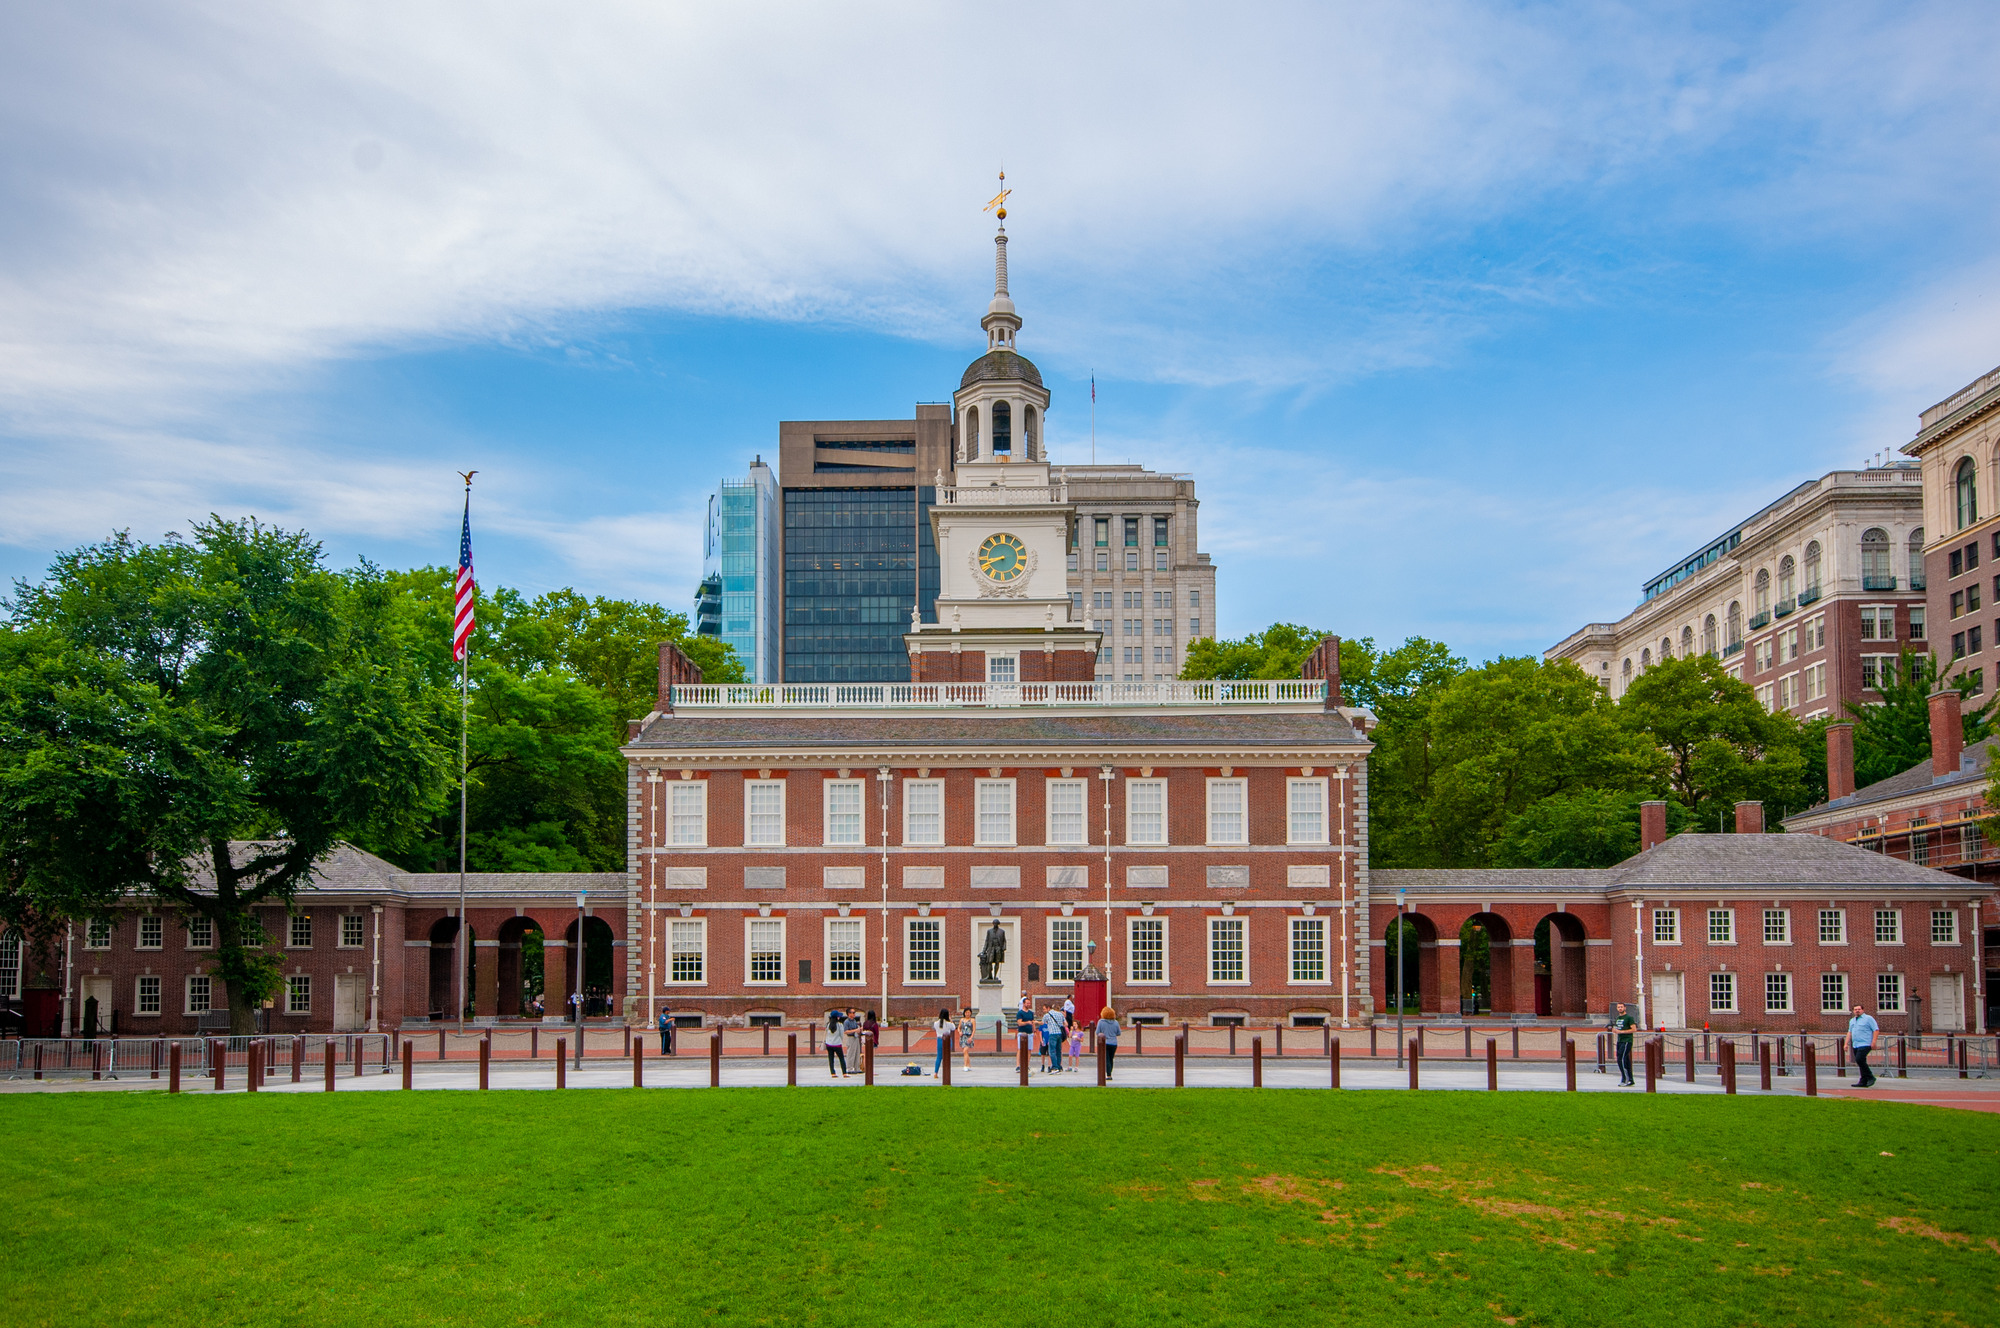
[{"xmin": 984, "ymin": 170, "xmax": 1010, "ymax": 225}]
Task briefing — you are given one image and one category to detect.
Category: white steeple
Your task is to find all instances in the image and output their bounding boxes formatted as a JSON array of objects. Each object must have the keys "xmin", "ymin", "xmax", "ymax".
[{"xmin": 982, "ymin": 190, "xmax": 1021, "ymax": 352}]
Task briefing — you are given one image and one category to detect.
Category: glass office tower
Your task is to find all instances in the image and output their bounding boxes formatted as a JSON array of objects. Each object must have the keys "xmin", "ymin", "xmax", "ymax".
[{"xmin": 695, "ymin": 458, "xmax": 779, "ymax": 683}]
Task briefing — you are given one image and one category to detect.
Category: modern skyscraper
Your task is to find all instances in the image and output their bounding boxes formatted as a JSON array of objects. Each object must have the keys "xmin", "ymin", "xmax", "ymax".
[{"xmin": 695, "ymin": 458, "xmax": 780, "ymax": 683}]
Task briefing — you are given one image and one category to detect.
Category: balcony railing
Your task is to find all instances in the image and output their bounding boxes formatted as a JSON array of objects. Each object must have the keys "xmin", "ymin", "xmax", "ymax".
[
  {"xmin": 1774, "ymin": 597, "xmax": 1796, "ymax": 617},
  {"xmin": 937, "ymin": 482, "xmax": 1069, "ymax": 506},
  {"xmin": 1862, "ymin": 574, "xmax": 1898, "ymax": 591},
  {"xmin": 1723, "ymin": 639, "xmax": 1744, "ymax": 656},
  {"xmin": 1910, "ymin": 575, "xmax": 1927, "ymax": 591},
  {"xmin": 670, "ymin": 679, "xmax": 1330, "ymax": 710},
  {"xmin": 1748, "ymin": 609, "xmax": 1771, "ymax": 630},
  {"xmin": 1796, "ymin": 584, "xmax": 1822, "ymax": 606}
]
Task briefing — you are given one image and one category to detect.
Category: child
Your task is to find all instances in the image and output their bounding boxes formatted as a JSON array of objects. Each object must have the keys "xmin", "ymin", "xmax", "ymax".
[{"xmin": 1066, "ymin": 1018, "xmax": 1083, "ymax": 1072}]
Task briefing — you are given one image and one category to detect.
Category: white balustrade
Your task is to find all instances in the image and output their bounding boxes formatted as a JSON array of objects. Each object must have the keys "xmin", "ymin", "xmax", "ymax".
[{"xmin": 669, "ymin": 679, "xmax": 1327, "ymax": 709}]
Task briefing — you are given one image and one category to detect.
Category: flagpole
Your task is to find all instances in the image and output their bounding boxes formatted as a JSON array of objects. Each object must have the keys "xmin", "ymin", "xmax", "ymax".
[
  {"xmin": 456, "ymin": 473, "xmax": 474, "ymax": 1034},
  {"xmin": 1090, "ymin": 371, "xmax": 1096, "ymax": 465}
]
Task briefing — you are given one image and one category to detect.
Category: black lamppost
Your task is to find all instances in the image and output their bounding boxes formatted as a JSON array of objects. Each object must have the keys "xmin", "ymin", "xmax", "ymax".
[
  {"xmin": 1394, "ymin": 889, "xmax": 1407, "ymax": 1069},
  {"xmin": 573, "ymin": 889, "xmax": 586, "ymax": 1069}
]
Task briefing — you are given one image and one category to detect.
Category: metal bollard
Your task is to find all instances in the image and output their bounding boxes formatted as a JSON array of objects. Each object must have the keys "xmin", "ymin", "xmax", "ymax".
[
  {"xmin": 1323, "ymin": 1023, "xmax": 1331, "ymax": 1057},
  {"xmin": 864, "ymin": 1040, "xmax": 875, "ymax": 1086},
  {"xmin": 290, "ymin": 1035, "xmax": 302, "ymax": 1084},
  {"xmin": 402, "ymin": 1040, "xmax": 413, "ymax": 1089},
  {"xmin": 1759, "ymin": 1040, "xmax": 1772, "ymax": 1091},
  {"xmin": 1252, "ymin": 1037, "xmax": 1263, "ymax": 1088},
  {"xmin": 556, "ymin": 1040, "xmax": 566, "ymax": 1089},
  {"xmin": 710, "ymin": 1032, "xmax": 721, "ymax": 1088},
  {"xmin": 1959, "ymin": 1038, "xmax": 1969, "ymax": 1080},
  {"xmin": 246, "ymin": 1041, "xmax": 260, "ymax": 1092},
  {"xmin": 438, "ymin": 1029, "xmax": 446, "ymax": 1061},
  {"xmin": 1722, "ymin": 1040, "xmax": 1736, "ymax": 1094},
  {"xmin": 152, "ymin": 1038, "xmax": 163, "ymax": 1081},
  {"xmin": 1645, "ymin": 1037, "xmax": 1657, "ymax": 1094},
  {"xmin": 1174, "ymin": 1034, "xmax": 1186, "ymax": 1087},
  {"xmin": 942, "ymin": 1033, "xmax": 952, "ymax": 1087},
  {"xmin": 633, "ymin": 1039, "xmax": 643, "ymax": 1088},
  {"xmin": 531, "ymin": 1026, "xmax": 538, "ymax": 1059},
  {"xmin": 1408, "ymin": 1039, "xmax": 1421, "ymax": 1090},
  {"xmin": 479, "ymin": 1036, "xmax": 490, "ymax": 1090},
  {"xmin": 1370, "ymin": 1025, "xmax": 1378, "ymax": 1057},
  {"xmin": 1228, "ymin": 1024, "xmax": 1237, "ymax": 1057},
  {"xmin": 1464, "ymin": 1025, "xmax": 1472, "ymax": 1060},
  {"xmin": 1019, "ymin": 1035, "xmax": 1029, "ymax": 1087},
  {"xmin": 323, "ymin": 1040, "xmax": 336, "ymax": 1093},
  {"xmin": 1512, "ymin": 1025, "xmax": 1520, "ymax": 1059},
  {"xmin": 168, "ymin": 1041, "xmax": 182, "ymax": 1093},
  {"xmin": 1897, "ymin": 1035, "xmax": 1907, "ymax": 1078},
  {"xmin": 1486, "ymin": 1038, "xmax": 1498, "ymax": 1091},
  {"xmin": 1330, "ymin": 1036, "xmax": 1341, "ymax": 1088},
  {"xmin": 91, "ymin": 1040, "xmax": 102, "ymax": 1082},
  {"xmin": 788, "ymin": 1033, "xmax": 798, "ymax": 1086},
  {"xmin": 1805, "ymin": 1041, "xmax": 1818, "ymax": 1096},
  {"xmin": 212, "ymin": 1039, "xmax": 225, "ymax": 1091},
  {"xmin": 1564, "ymin": 1038, "xmax": 1576, "ymax": 1092},
  {"xmin": 1685, "ymin": 1035, "xmax": 1696, "ymax": 1083}
]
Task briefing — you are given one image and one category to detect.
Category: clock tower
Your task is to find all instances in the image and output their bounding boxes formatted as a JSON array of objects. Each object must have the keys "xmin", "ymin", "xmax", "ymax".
[{"xmin": 905, "ymin": 212, "xmax": 1101, "ymax": 684}]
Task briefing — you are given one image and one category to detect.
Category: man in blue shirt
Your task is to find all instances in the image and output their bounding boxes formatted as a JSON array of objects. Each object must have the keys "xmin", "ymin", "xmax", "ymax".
[{"xmin": 1848, "ymin": 1005, "xmax": 1880, "ymax": 1088}]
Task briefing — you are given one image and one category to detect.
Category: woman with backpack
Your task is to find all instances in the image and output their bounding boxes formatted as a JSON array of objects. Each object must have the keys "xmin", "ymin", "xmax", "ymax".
[{"xmin": 825, "ymin": 1008, "xmax": 849, "ymax": 1078}]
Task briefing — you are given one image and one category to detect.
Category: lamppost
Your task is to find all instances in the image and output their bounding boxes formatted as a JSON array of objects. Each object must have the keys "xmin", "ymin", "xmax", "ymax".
[
  {"xmin": 1394, "ymin": 888, "xmax": 1407, "ymax": 1069},
  {"xmin": 573, "ymin": 889, "xmax": 586, "ymax": 1069},
  {"xmin": 1099, "ymin": 764, "xmax": 1116, "ymax": 1004},
  {"xmin": 878, "ymin": 767, "xmax": 893, "ymax": 1025}
]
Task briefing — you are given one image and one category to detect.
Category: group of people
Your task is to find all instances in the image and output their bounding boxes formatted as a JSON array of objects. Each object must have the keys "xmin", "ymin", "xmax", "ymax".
[
  {"xmin": 823, "ymin": 1007, "xmax": 879, "ymax": 1078},
  {"xmin": 1015, "ymin": 995, "xmax": 1122, "ymax": 1078},
  {"xmin": 1607, "ymin": 1000, "xmax": 1889, "ymax": 1089}
]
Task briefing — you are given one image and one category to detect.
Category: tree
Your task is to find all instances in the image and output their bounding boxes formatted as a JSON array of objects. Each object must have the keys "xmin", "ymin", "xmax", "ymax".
[
  {"xmin": 1616, "ymin": 653, "xmax": 1806, "ymax": 821},
  {"xmin": 2, "ymin": 521, "xmax": 454, "ymax": 1032},
  {"xmin": 1846, "ymin": 647, "xmax": 1992, "ymax": 788},
  {"xmin": 1180, "ymin": 623, "xmax": 1330, "ymax": 681}
]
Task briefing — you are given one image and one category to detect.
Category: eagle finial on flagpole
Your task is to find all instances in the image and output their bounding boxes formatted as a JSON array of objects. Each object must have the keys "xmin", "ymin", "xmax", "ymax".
[{"xmin": 458, "ymin": 470, "xmax": 477, "ymax": 489}]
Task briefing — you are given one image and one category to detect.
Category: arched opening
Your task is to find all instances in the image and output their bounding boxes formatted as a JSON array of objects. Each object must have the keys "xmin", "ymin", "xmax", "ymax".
[
  {"xmin": 1620, "ymin": 657, "xmax": 1632, "ymax": 684},
  {"xmin": 1659, "ymin": 636, "xmax": 1672, "ymax": 661},
  {"xmin": 1803, "ymin": 540, "xmax": 1821, "ymax": 592},
  {"xmin": 964, "ymin": 406, "xmax": 980, "ymax": 461},
  {"xmin": 1023, "ymin": 404, "xmax": 1039, "ymax": 460},
  {"xmin": 1383, "ymin": 913, "xmax": 1439, "ymax": 1015},
  {"xmin": 991, "ymin": 401, "xmax": 1012, "ymax": 456},
  {"xmin": 1701, "ymin": 614, "xmax": 1717, "ymax": 655},
  {"xmin": 1533, "ymin": 914, "xmax": 1588, "ymax": 1017},
  {"xmin": 1458, "ymin": 914, "xmax": 1515, "ymax": 1015},
  {"xmin": 1909, "ymin": 527, "xmax": 1925, "ymax": 587},
  {"xmin": 1680, "ymin": 626, "xmax": 1693, "ymax": 657},
  {"xmin": 1640, "ymin": 647, "xmax": 1651, "ymax": 669},
  {"xmin": 1956, "ymin": 458, "xmax": 1978, "ymax": 530},
  {"xmin": 1754, "ymin": 567, "xmax": 1771, "ymax": 614},
  {"xmin": 496, "ymin": 916, "xmax": 545, "ymax": 1018},
  {"xmin": 427, "ymin": 917, "xmax": 469, "ymax": 1022},
  {"xmin": 1862, "ymin": 527, "xmax": 1891, "ymax": 589},
  {"xmin": 1726, "ymin": 601, "xmax": 1743, "ymax": 648},
  {"xmin": 563, "ymin": 916, "xmax": 616, "ymax": 1017},
  {"xmin": 1778, "ymin": 554, "xmax": 1795, "ymax": 604}
]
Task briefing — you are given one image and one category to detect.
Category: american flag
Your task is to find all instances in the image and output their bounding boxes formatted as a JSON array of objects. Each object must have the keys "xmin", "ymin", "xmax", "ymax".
[{"xmin": 452, "ymin": 493, "xmax": 476, "ymax": 662}]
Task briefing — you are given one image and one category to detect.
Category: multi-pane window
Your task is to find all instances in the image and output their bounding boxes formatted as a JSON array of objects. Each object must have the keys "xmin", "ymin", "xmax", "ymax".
[
  {"xmin": 906, "ymin": 919, "xmax": 942, "ymax": 983},
  {"xmin": 341, "ymin": 914, "xmax": 365, "ymax": 948},
  {"xmin": 1046, "ymin": 780, "xmax": 1087, "ymax": 845},
  {"xmin": 0, "ymin": 931, "xmax": 19, "ymax": 1000},
  {"xmin": 1877, "ymin": 973, "xmax": 1904, "ymax": 1011},
  {"xmin": 826, "ymin": 920, "xmax": 863, "ymax": 983},
  {"xmin": 1128, "ymin": 919, "xmax": 1166, "ymax": 984},
  {"xmin": 186, "ymin": 974, "xmax": 213, "ymax": 1013},
  {"xmin": 1820, "ymin": 972, "xmax": 1848, "ymax": 1013},
  {"xmin": 1931, "ymin": 909, "xmax": 1959, "ymax": 944},
  {"xmin": 1709, "ymin": 972, "xmax": 1736, "ymax": 1013},
  {"xmin": 746, "ymin": 781, "xmax": 785, "ymax": 847},
  {"xmin": 1707, "ymin": 909, "xmax": 1734, "ymax": 943},
  {"xmin": 1762, "ymin": 909, "xmax": 1790, "ymax": 943},
  {"xmin": 286, "ymin": 974, "xmax": 312, "ymax": 1014},
  {"xmin": 1287, "ymin": 779, "xmax": 1327, "ymax": 845},
  {"xmin": 1126, "ymin": 780, "xmax": 1166, "ymax": 845},
  {"xmin": 1910, "ymin": 829, "xmax": 1930, "ymax": 866},
  {"xmin": 85, "ymin": 918, "xmax": 111, "ymax": 949},
  {"xmin": 1208, "ymin": 917, "xmax": 1246, "ymax": 984},
  {"xmin": 987, "ymin": 654, "xmax": 1016, "ymax": 684},
  {"xmin": 1652, "ymin": 909, "xmax": 1680, "ymax": 943},
  {"xmin": 1818, "ymin": 909, "xmax": 1846, "ymax": 943},
  {"xmin": 138, "ymin": 915, "xmax": 163, "ymax": 950},
  {"xmin": 289, "ymin": 915, "xmax": 312, "ymax": 949},
  {"xmin": 669, "ymin": 920, "xmax": 706, "ymax": 984},
  {"xmin": 1207, "ymin": 779, "xmax": 1247, "ymax": 845},
  {"xmin": 1289, "ymin": 918, "xmax": 1327, "ymax": 983},
  {"xmin": 187, "ymin": 915, "xmax": 214, "ymax": 948},
  {"xmin": 976, "ymin": 780, "xmax": 1015, "ymax": 846},
  {"xmin": 670, "ymin": 782, "xmax": 707, "ymax": 845},
  {"xmin": 747, "ymin": 920, "xmax": 785, "ymax": 984},
  {"xmin": 1049, "ymin": 919, "xmax": 1086, "ymax": 982},
  {"xmin": 1873, "ymin": 909, "xmax": 1901, "ymax": 944},
  {"xmin": 903, "ymin": 780, "xmax": 943, "ymax": 845},
  {"xmin": 136, "ymin": 975, "xmax": 161, "ymax": 1015},
  {"xmin": 1764, "ymin": 972, "xmax": 1792, "ymax": 1013},
  {"xmin": 825, "ymin": 780, "xmax": 865, "ymax": 846}
]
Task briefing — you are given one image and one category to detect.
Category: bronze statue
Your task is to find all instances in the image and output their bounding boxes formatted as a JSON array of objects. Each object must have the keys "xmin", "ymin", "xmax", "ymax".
[{"xmin": 978, "ymin": 921, "xmax": 1008, "ymax": 982}]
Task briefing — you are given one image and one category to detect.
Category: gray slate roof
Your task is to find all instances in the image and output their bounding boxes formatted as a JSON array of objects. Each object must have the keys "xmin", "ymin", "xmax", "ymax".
[
  {"xmin": 632, "ymin": 711, "xmax": 1364, "ymax": 751},
  {"xmin": 185, "ymin": 843, "xmax": 623, "ymax": 899},
  {"xmin": 1785, "ymin": 736, "xmax": 1993, "ymax": 824}
]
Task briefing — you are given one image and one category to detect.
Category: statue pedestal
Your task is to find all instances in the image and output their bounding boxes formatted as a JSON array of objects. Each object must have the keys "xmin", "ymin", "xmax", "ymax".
[{"xmin": 975, "ymin": 981, "xmax": 1006, "ymax": 1043}]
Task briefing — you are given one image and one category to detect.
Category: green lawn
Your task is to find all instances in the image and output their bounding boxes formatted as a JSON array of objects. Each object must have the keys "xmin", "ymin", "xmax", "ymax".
[{"xmin": 4, "ymin": 1090, "xmax": 1997, "ymax": 1327}]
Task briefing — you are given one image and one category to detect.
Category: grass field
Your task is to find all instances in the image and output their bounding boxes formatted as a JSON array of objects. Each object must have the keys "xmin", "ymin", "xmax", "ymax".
[{"xmin": 5, "ymin": 1090, "xmax": 1998, "ymax": 1327}]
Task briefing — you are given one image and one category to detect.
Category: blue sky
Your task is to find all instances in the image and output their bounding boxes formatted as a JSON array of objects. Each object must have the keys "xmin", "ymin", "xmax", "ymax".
[{"xmin": 4, "ymin": 2, "xmax": 2000, "ymax": 662}]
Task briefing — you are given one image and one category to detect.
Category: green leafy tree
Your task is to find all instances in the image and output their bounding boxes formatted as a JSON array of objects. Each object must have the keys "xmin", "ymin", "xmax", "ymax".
[
  {"xmin": 1846, "ymin": 647, "xmax": 1992, "ymax": 788},
  {"xmin": 1616, "ymin": 653, "xmax": 1809, "ymax": 823},
  {"xmin": 1180, "ymin": 622, "xmax": 1330, "ymax": 681},
  {"xmin": 1491, "ymin": 789, "xmax": 1697, "ymax": 868},
  {"xmin": 2, "ymin": 521, "xmax": 454, "ymax": 1032}
]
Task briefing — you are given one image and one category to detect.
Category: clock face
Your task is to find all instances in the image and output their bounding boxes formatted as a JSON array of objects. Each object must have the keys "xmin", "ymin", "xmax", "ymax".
[{"xmin": 977, "ymin": 532, "xmax": 1029, "ymax": 582}]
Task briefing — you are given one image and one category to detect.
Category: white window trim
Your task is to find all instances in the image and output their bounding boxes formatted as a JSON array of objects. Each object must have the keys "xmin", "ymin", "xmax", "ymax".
[
  {"xmin": 1126, "ymin": 916, "xmax": 1170, "ymax": 986},
  {"xmin": 185, "ymin": 974, "xmax": 213, "ymax": 1015},
  {"xmin": 84, "ymin": 919, "xmax": 112, "ymax": 951},
  {"xmin": 136, "ymin": 915, "xmax": 164, "ymax": 951},
  {"xmin": 133, "ymin": 975, "xmax": 162, "ymax": 1018},
  {"xmin": 1706, "ymin": 909, "xmax": 1735, "ymax": 945},
  {"xmin": 1818, "ymin": 909, "xmax": 1848, "ymax": 945},
  {"xmin": 1045, "ymin": 779, "xmax": 1089, "ymax": 847},
  {"xmin": 1046, "ymin": 916, "xmax": 1088, "ymax": 985},
  {"xmin": 903, "ymin": 916, "xmax": 945, "ymax": 986},
  {"xmin": 1287, "ymin": 915, "xmax": 1330, "ymax": 986},
  {"xmin": 1124, "ymin": 778, "xmax": 1167, "ymax": 846},
  {"xmin": 1876, "ymin": 972, "xmax": 1905, "ymax": 1012},
  {"xmin": 1206, "ymin": 916, "xmax": 1249, "ymax": 986},
  {"xmin": 287, "ymin": 915, "xmax": 313, "ymax": 950},
  {"xmin": 902, "ymin": 779, "xmax": 945, "ymax": 847},
  {"xmin": 1762, "ymin": 972, "xmax": 1793, "ymax": 1015},
  {"xmin": 1931, "ymin": 909, "xmax": 1962, "ymax": 945},
  {"xmin": 744, "ymin": 778, "xmax": 786, "ymax": 849},
  {"xmin": 1873, "ymin": 909, "xmax": 1903, "ymax": 946},
  {"xmin": 669, "ymin": 780, "xmax": 709, "ymax": 847},
  {"xmin": 822, "ymin": 917, "xmax": 866, "ymax": 986},
  {"xmin": 338, "ymin": 915, "xmax": 365, "ymax": 950},
  {"xmin": 185, "ymin": 918, "xmax": 215, "ymax": 950},
  {"xmin": 975, "ymin": 778, "xmax": 1017, "ymax": 848},
  {"xmin": 744, "ymin": 917, "xmax": 787, "ymax": 986},
  {"xmin": 1761, "ymin": 909, "xmax": 1791, "ymax": 946},
  {"xmin": 1708, "ymin": 972, "xmax": 1737, "ymax": 1014},
  {"xmin": 285, "ymin": 974, "xmax": 312, "ymax": 1015},
  {"xmin": 666, "ymin": 917, "xmax": 709, "ymax": 987},
  {"xmin": 1206, "ymin": 777, "xmax": 1248, "ymax": 847},
  {"xmin": 1651, "ymin": 908, "xmax": 1682, "ymax": 945},
  {"xmin": 985, "ymin": 651, "xmax": 1019, "ymax": 685},
  {"xmin": 1819, "ymin": 972, "xmax": 1849, "ymax": 1014},
  {"xmin": 823, "ymin": 778, "xmax": 867, "ymax": 848},
  {"xmin": 1286, "ymin": 778, "xmax": 1329, "ymax": 847}
]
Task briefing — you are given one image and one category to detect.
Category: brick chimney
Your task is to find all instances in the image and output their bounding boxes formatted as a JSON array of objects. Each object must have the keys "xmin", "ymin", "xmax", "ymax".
[
  {"xmin": 1299, "ymin": 635, "xmax": 1343, "ymax": 709},
  {"xmin": 1640, "ymin": 799, "xmax": 1668, "ymax": 851},
  {"xmin": 1826, "ymin": 721, "xmax": 1855, "ymax": 801},
  {"xmin": 1930, "ymin": 687, "xmax": 1964, "ymax": 777},
  {"xmin": 1734, "ymin": 800, "xmax": 1764, "ymax": 835},
  {"xmin": 655, "ymin": 640, "xmax": 705, "ymax": 715}
]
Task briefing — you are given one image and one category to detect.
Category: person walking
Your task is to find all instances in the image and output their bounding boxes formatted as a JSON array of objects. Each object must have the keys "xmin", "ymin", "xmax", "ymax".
[
  {"xmin": 1610, "ymin": 1002, "xmax": 1637, "ymax": 1086},
  {"xmin": 932, "ymin": 1008, "xmax": 953, "ymax": 1077},
  {"xmin": 1096, "ymin": 1007, "xmax": 1122, "ymax": 1080},
  {"xmin": 1848, "ymin": 1004, "xmax": 1880, "ymax": 1088},
  {"xmin": 657, "ymin": 1006, "xmax": 675, "ymax": 1057},
  {"xmin": 957, "ymin": 1007, "xmax": 976, "ymax": 1073},
  {"xmin": 826, "ymin": 1009, "xmax": 849, "ymax": 1079},
  {"xmin": 1042, "ymin": 1004, "xmax": 1066, "ymax": 1073}
]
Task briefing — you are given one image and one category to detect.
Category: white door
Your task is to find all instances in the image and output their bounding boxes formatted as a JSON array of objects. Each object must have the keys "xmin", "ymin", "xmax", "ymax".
[
  {"xmin": 1650, "ymin": 973, "xmax": 1685, "ymax": 1031},
  {"xmin": 1930, "ymin": 974, "xmax": 1965, "ymax": 1032},
  {"xmin": 333, "ymin": 974, "xmax": 365, "ymax": 1031},
  {"xmin": 80, "ymin": 975, "xmax": 113, "ymax": 1031}
]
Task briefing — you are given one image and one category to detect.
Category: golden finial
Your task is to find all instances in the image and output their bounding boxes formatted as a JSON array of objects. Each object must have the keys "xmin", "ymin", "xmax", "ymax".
[
  {"xmin": 985, "ymin": 169, "xmax": 1010, "ymax": 222},
  {"xmin": 458, "ymin": 470, "xmax": 477, "ymax": 488}
]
